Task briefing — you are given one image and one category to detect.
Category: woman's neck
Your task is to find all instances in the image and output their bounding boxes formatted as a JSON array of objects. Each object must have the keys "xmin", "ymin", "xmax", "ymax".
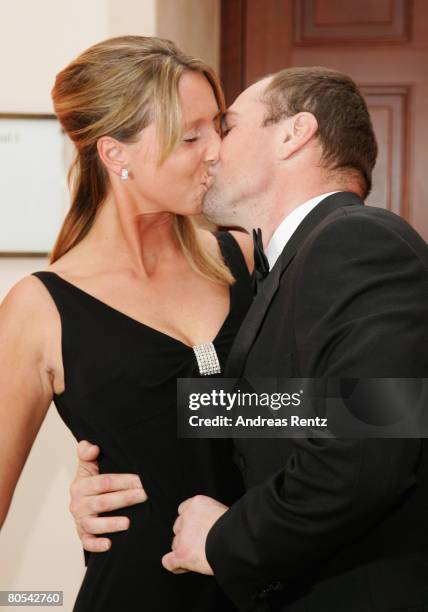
[{"xmin": 78, "ymin": 193, "xmax": 182, "ymax": 277}]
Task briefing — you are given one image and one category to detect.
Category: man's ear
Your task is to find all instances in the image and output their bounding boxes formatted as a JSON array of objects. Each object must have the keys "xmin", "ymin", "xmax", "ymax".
[
  {"xmin": 277, "ymin": 112, "xmax": 318, "ymax": 160},
  {"xmin": 97, "ymin": 136, "xmax": 128, "ymax": 177}
]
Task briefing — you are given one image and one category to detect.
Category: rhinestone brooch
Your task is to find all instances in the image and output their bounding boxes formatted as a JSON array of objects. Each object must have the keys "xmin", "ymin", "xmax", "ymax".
[{"xmin": 192, "ymin": 342, "xmax": 221, "ymax": 376}]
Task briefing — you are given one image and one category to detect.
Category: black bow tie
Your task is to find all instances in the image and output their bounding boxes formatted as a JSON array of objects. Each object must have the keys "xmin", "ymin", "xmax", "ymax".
[{"xmin": 252, "ymin": 228, "xmax": 270, "ymax": 295}]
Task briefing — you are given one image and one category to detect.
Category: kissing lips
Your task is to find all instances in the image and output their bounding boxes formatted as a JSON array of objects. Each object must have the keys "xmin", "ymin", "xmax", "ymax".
[{"xmin": 201, "ymin": 176, "xmax": 214, "ymax": 190}]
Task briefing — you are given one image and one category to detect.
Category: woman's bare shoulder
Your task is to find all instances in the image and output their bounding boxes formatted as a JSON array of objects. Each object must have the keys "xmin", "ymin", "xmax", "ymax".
[
  {"xmin": 0, "ymin": 274, "xmax": 58, "ymax": 329},
  {"xmin": 44, "ymin": 246, "xmax": 82, "ymax": 275}
]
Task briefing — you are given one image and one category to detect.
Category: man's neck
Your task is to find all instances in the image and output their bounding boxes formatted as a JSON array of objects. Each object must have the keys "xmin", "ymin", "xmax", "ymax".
[{"xmin": 256, "ymin": 183, "xmax": 362, "ymax": 246}]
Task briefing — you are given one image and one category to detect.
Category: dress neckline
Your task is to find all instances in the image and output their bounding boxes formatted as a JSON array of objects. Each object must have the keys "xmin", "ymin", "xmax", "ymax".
[{"xmin": 42, "ymin": 271, "xmax": 233, "ymax": 350}]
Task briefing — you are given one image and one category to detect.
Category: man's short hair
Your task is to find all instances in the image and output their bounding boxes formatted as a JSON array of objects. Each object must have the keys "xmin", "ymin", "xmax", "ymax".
[{"xmin": 261, "ymin": 67, "xmax": 378, "ymax": 196}]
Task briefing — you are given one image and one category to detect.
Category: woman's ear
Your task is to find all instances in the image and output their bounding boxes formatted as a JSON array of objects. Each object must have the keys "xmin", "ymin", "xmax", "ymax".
[
  {"xmin": 277, "ymin": 112, "xmax": 318, "ymax": 160},
  {"xmin": 97, "ymin": 137, "xmax": 127, "ymax": 177}
]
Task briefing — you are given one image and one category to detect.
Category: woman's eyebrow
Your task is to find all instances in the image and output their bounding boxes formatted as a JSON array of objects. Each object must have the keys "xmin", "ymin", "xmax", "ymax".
[{"xmin": 183, "ymin": 110, "xmax": 223, "ymax": 130}]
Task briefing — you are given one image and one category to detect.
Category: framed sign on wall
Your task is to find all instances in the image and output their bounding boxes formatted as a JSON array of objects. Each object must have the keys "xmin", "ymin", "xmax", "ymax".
[{"xmin": 0, "ymin": 113, "xmax": 68, "ymax": 256}]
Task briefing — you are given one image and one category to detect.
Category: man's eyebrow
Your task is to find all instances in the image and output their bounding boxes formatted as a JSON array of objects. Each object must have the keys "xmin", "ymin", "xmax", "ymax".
[{"xmin": 223, "ymin": 110, "xmax": 238, "ymax": 117}]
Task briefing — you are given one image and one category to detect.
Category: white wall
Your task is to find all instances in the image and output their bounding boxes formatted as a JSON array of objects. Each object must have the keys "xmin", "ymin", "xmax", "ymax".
[
  {"xmin": 0, "ymin": 0, "xmax": 109, "ymax": 114},
  {"xmin": 0, "ymin": 1, "xmax": 219, "ymax": 610}
]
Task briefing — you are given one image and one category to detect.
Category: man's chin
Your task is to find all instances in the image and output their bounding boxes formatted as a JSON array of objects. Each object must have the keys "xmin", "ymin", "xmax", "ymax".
[
  {"xmin": 202, "ymin": 208, "xmax": 230, "ymax": 227},
  {"xmin": 202, "ymin": 193, "xmax": 229, "ymax": 226}
]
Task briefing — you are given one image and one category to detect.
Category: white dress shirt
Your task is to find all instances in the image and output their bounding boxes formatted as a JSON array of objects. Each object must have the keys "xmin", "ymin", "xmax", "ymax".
[{"xmin": 265, "ymin": 192, "xmax": 341, "ymax": 270}]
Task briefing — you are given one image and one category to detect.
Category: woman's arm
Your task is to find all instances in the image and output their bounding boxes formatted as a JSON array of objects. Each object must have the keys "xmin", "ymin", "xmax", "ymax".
[{"xmin": 0, "ymin": 277, "xmax": 54, "ymax": 527}]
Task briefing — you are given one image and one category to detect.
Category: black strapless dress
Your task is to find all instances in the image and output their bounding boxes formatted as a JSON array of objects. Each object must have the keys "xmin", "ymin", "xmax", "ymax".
[{"xmin": 32, "ymin": 232, "xmax": 253, "ymax": 612}]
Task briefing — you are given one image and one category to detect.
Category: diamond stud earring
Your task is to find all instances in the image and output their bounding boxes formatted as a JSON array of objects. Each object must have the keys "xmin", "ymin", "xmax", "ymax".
[{"xmin": 120, "ymin": 168, "xmax": 129, "ymax": 181}]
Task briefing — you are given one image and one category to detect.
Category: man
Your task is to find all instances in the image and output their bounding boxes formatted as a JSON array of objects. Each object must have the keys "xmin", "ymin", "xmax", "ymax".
[{"xmin": 69, "ymin": 68, "xmax": 428, "ymax": 611}]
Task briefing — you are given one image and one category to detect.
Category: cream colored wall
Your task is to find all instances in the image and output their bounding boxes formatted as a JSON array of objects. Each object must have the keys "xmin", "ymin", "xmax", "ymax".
[
  {"xmin": 0, "ymin": 1, "xmax": 219, "ymax": 610},
  {"xmin": 157, "ymin": 0, "xmax": 220, "ymax": 71},
  {"xmin": 108, "ymin": 0, "xmax": 157, "ymax": 37}
]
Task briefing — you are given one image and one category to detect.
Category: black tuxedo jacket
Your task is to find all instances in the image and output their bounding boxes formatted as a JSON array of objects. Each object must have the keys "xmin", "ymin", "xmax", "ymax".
[{"xmin": 206, "ymin": 192, "xmax": 428, "ymax": 612}]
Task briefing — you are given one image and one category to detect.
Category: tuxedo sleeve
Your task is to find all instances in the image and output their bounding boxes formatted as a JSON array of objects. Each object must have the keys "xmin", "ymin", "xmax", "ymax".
[{"xmin": 205, "ymin": 211, "xmax": 428, "ymax": 610}]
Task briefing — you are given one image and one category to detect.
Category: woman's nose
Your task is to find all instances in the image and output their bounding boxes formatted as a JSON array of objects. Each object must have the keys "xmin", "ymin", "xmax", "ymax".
[{"xmin": 204, "ymin": 129, "xmax": 221, "ymax": 165}]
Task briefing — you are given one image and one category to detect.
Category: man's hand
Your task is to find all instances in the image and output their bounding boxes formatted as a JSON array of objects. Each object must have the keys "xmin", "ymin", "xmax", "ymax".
[
  {"xmin": 162, "ymin": 495, "xmax": 228, "ymax": 575},
  {"xmin": 69, "ymin": 440, "xmax": 147, "ymax": 552}
]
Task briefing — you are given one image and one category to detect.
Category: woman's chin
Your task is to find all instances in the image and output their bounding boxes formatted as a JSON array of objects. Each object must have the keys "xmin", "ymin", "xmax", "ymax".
[
  {"xmin": 176, "ymin": 201, "xmax": 203, "ymax": 217},
  {"xmin": 191, "ymin": 195, "xmax": 205, "ymax": 215}
]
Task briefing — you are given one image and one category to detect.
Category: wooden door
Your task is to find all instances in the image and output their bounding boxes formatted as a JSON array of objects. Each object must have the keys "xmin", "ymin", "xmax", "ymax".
[{"xmin": 221, "ymin": 0, "xmax": 428, "ymax": 240}]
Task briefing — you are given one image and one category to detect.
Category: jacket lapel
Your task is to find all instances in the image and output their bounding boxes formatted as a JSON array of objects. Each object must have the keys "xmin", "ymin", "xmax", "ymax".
[{"xmin": 225, "ymin": 191, "xmax": 364, "ymax": 377}]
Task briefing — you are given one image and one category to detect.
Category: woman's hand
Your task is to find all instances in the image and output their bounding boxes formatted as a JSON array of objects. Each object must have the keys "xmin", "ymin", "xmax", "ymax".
[{"xmin": 69, "ymin": 440, "xmax": 147, "ymax": 552}]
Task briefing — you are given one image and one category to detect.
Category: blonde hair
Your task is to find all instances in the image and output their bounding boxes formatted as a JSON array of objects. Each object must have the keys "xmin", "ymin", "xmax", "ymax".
[{"xmin": 50, "ymin": 35, "xmax": 233, "ymax": 284}]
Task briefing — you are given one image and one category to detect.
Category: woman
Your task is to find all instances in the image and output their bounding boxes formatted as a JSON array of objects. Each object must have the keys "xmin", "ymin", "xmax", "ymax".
[{"xmin": 0, "ymin": 36, "xmax": 253, "ymax": 611}]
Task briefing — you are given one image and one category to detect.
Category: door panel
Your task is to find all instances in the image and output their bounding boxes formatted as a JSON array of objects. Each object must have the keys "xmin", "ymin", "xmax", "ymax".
[{"xmin": 221, "ymin": 0, "xmax": 427, "ymax": 239}]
